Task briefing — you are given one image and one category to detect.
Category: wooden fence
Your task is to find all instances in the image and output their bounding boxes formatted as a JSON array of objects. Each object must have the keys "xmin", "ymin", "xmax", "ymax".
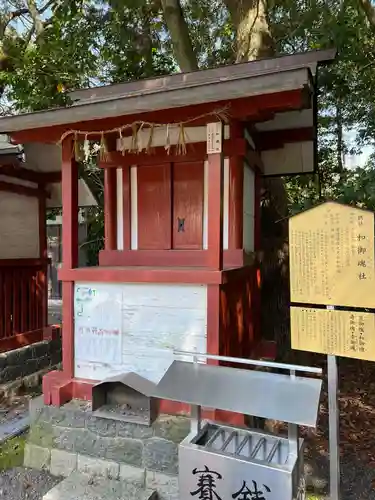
[{"xmin": 0, "ymin": 258, "xmax": 49, "ymax": 352}]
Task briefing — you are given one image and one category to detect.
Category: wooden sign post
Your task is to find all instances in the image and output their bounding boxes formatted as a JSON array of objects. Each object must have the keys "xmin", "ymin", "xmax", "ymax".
[{"xmin": 289, "ymin": 201, "xmax": 375, "ymax": 500}]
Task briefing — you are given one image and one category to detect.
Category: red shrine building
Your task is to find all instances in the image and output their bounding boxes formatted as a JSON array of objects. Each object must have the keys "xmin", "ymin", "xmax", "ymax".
[{"xmin": 0, "ymin": 49, "xmax": 335, "ymax": 411}]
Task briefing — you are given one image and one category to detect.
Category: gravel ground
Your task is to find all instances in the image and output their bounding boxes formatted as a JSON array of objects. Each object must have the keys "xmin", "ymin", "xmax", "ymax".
[
  {"xmin": 0, "ymin": 467, "xmax": 61, "ymax": 500},
  {"xmin": 305, "ymin": 451, "xmax": 375, "ymax": 499}
]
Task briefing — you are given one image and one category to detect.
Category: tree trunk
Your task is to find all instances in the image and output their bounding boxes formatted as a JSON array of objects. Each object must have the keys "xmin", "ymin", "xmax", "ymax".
[
  {"xmin": 357, "ymin": 0, "xmax": 375, "ymax": 30},
  {"xmin": 223, "ymin": 0, "xmax": 274, "ymax": 61},
  {"xmin": 336, "ymin": 101, "xmax": 344, "ymax": 173},
  {"xmin": 161, "ymin": 0, "xmax": 290, "ymax": 360},
  {"xmin": 225, "ymin": 0, "xmax": 290, "ymax": 359},
  {"xmin": 160, "ymin": 0, "xmax": 198, "ymax": 72}
]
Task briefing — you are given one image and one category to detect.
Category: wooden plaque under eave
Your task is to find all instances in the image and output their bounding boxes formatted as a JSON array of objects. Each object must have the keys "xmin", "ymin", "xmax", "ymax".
[
  {"xmin": 291, "ymin": 306, "xmax": 375, "ymax": 361},
  {"xmin": 289, "ymin": 201, "xmax": 375, "ymax": 308}
]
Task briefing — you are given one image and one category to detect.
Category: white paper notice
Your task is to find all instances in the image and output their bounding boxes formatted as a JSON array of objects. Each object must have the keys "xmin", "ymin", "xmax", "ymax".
[{"xmin": 74, "ymin": 284, "xmax": 122, "ymax": 365}]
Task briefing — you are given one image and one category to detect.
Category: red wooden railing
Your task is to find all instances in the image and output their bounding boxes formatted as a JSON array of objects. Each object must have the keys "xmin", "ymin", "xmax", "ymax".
[{"xmin": 0, "ymin": 258, "xmax": 49, "ymax": 351}]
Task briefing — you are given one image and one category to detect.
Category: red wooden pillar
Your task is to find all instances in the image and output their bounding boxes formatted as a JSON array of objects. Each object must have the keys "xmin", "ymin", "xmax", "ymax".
[
  {"xmin": 206, "ymin": 122, "xmax": 224, "ymax": 269},
  {"xmin": 104, "ymin": 167, "xmax": 117, "ymax": 250},
  {"xmin": 61, "ymin": 138, "xmax": 78, "ymax": 379},
  {"xmin": 206, "ymin": 122, "xmax": 224, "ymax": 372}
]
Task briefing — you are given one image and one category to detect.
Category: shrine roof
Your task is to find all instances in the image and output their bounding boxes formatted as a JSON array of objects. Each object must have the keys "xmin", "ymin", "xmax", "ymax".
[{"xmin": 0, "ymin": 48, "xmax": 335, "ymax": 134}]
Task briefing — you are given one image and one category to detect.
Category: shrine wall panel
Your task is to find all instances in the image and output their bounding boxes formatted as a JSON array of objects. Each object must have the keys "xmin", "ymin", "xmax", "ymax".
[
  {"xmin": 137, "ymin": 164, "xmax": 171, "ymax": 250},
  {"xmin": 172, "ymin": 161, "xmax": 204, "ymax": 249},
  {"xmin": 117, "ymin": 158, "xmax": 230, "ymax": 253},
  {"xmin": 74, "ymin": 282, "xmax": 207, "ymax": 383},
  {"xmin": 0, "ymin": 192, "xmax": 39, "ymax": 259},
  {"xmin": 219, "ymin": 268, "xmax": 259, "ymax": 362}
]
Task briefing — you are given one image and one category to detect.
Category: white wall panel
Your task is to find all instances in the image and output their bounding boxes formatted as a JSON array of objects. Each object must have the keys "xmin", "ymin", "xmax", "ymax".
[
  {"xmin": 243, "ymin": 164, "xmax": 255, "ymax": 252},
  {"xmin": 116, "ymin": 168, "xmax": 124, "ymax": 250},
  {"xmin": 130, "ymin": 166, "xmax": 138, "ymax": 249},
  {"xmin": 261, "ymin": 141, "xmax": 314, "ymax": 176},
  {"xmin": 0, "ymin": 192, "xmax": 39, "ymax": 259},
  {"xmin": 74, "ymin": 282, "xmax": 207, "ymax": 383},
  {"xmin": 203, "ymin": 157, "xmax": 229, "ymax": 250}
]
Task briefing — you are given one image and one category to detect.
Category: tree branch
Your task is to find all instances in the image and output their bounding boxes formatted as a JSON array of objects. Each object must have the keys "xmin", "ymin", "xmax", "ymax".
[
  {"xmin": 0, "ymin": 8, "xmax": 29, "ymax": 39},
  {"xmin": 160, "ymin": 0, "xmax": 198, "ymax": 72},
  {"xmin": 26, "ymin": 0, "xmax": 44, "ymax": 36},
  {"xmin": 357, "ymin": 0, "xmax": 375, "ymax": 29}
]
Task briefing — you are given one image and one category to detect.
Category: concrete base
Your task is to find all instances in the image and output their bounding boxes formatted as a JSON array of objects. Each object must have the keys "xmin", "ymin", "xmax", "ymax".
[
  {"xmin": 43, "ymin": 471, "xmax": 158, "ymax": 500},
  {"xmin": 26, "ymin": 397, "xmax": 186, "ymax": 500},
  {"xmin": 0, "ymin": 338, "xmax": 62, "ymax": 401},
  {"xmin": 0, "ymin": 364, "xmax": 61, "ymax": 403}
]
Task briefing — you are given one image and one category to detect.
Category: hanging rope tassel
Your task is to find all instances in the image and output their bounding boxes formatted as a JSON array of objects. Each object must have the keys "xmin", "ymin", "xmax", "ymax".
[
  {"xmin": 146, "ymin": 124, "xmax": 155, "ymax": 153},
  {"xmin": 99, "ymin": 133, "xmax": 108, "ymax": 160},
  {"xmin": 118, "ymin": 128, "xmax": 125, "ymax": 156},
  {"xmin": 176, "ymin": 123, "xmax": 187, "ymax": 155},
  {"xmin": 130, "ymin": 124, "xmax": 139, "ymax": 153},
  {"xmin": 164, "ymin": 124, "xmax": 171, "ymax": 155},
  {"xmin": 137, "ymin": 122, "xmax": 145, "ymax": 153}
]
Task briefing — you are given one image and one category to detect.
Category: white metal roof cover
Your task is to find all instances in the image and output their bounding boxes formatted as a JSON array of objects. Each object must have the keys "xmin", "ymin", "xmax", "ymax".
[{"xmin": 155, "ymin": 360, "xmax": 322, "ymax": 427}]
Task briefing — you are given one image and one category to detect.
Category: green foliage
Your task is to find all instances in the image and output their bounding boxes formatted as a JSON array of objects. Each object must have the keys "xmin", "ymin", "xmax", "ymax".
[{"xmin": 0, "ymin": 435, "xmax": 26, "ymax": 470}]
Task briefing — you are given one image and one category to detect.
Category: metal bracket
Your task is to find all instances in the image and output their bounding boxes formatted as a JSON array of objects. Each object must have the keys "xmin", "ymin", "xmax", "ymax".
[{"xmin": 177, "ymin": 217, "xmax": 185, "ymax": 232}]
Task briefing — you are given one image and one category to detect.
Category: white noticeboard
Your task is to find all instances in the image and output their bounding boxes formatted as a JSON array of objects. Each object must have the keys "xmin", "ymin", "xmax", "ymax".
[
  {"xmin": 74, "ymin": 282, "xmax": 208, "ymax": 383},
  {"xmin": 74, "ymin": 284, "xmax": 122, "ymax": 365}
]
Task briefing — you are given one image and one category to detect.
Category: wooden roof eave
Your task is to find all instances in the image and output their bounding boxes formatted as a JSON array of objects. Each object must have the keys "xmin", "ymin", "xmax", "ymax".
[{"xmin": 0, "ymin": 67, "xmax": 313, "ymax": 136}]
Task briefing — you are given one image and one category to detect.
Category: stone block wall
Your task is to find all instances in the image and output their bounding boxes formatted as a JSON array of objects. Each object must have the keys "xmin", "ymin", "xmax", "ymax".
[
  {"xmin": 0, "ymin": 339, "xmax": 62, "ymax": 399},
  {"xmin": 26, "ymin": 398, "xmax": 190, "ymax": 500}
]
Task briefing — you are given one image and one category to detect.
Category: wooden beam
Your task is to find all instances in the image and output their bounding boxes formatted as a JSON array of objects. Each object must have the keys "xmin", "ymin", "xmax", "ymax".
[
  {"xmin": 40, "ymin": 171, "xmax": 62, "ymax": 184},
  {"xmin": 10, "ymin": 89, "xmax": 306, "ymax": 144},
  {"xmin": 102, "ymin": 139, "xmax": 246, "ymax": 168},
  {"xmin": 0, "ymin": 258, "xmax": 50, "ymax": 268},
  {"xmin": 0, "ymin": 328, "xmax": 44, "ymax": 354},
  {"xmin": 254, "ymin": 127, "xmax": 314, "ymax": 150},
  {"xmin": 99, "ymin": 249, "xmax": 246, "ymax": 268},
  {"xmin": 0, "ymin": 164, "xmax": 61, "ymax": 184},
  {"xmin": 58, "ymin": 266, "xmax": 223, "ymax": 285},
  {"xmin": 0, "ymin": 180, "xmax": 48, "ymax": 198}
]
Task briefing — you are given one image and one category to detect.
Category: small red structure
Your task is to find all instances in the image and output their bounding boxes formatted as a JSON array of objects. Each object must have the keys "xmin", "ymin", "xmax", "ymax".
[
  {"xmin": 0, "ymin": 139, "xmax": 56, "ymax": 352},
  {"xmin": 0, "ymin": 138, "xmax": 96, "ymax": 353},
  {"xmin": 0, "ymin": 49, "xmax": 335, "ymax": 415}
]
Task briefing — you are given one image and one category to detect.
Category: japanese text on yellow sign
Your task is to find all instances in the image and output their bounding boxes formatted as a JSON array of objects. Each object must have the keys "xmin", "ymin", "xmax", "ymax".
[
  {"xmin": 289, "ymin": 202, "xmax": 375, "ymax": 308},
  {"xmin": 291, "ymin": 307, "xmax": 375, "ymax": 361}
]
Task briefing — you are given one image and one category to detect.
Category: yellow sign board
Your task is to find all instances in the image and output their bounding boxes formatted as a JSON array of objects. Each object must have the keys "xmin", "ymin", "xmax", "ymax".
[
  {"xmin": 289, "ymin": 202, "xmax": 375, "ymax": 308},
  {"xmin": 291, "ymin": 306, "xmax": 375, "ymax": 361}
]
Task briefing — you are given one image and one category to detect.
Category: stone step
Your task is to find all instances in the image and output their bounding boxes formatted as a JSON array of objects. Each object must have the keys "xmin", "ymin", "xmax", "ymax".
[{"xmin": 43, "ymin": 472, "xmax": 158, "ymax": 500}]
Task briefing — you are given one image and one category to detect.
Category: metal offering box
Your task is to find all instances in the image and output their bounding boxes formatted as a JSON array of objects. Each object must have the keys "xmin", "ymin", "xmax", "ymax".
[{"xmin": 155, "ymin": 359, "xmax": 322, "ymax": 500}]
